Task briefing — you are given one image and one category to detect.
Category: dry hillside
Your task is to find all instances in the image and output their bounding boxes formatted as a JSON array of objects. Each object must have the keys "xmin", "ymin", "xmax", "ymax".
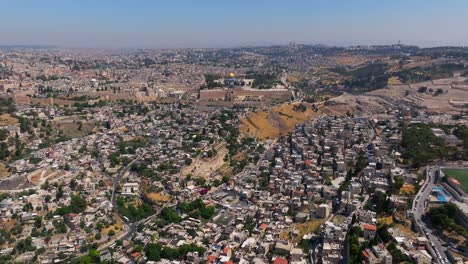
[
  {"xmin": 239, "ymin": 94, "xmax": 396, "ymax": 141},
  {"xmin": 240, "ymin": 102, "xmax": 322, "ymax": 140}
]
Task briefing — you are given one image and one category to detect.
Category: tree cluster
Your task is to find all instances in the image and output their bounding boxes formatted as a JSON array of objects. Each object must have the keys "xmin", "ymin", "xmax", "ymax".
[
  {"xmin": 177, "ymin": 198, "xmax": 216, "ymax": 220},
  {"xmin": 145, "ymin": 242, "xmax": 205, "ymax": 262},
  {"xmin": 428, "ymin": 203, "xmax": 468, "ymax": 237},
  {"xmin": 401, "ymin": 124, "xmax": 447, "ymax": 167},
  {"xmin": 55, "ymin": 194, "xmax": 87, "ymax": 215},
  {"xmin": 116, "ymin": 196, "xmax": 154, "ymax": 222}
]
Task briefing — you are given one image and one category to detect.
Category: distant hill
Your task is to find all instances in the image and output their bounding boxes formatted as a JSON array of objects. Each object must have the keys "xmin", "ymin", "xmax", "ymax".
[{"xmin": 0, "ymin": 45, "xmax": 58, "ymax": 50}]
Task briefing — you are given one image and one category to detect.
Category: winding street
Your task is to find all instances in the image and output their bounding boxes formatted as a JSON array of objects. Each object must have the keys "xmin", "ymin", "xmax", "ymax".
[
  {"xmin": 98, "ymin": 150, "xmax": 148, "ymax": 250},
  {"xmin": 110, "ymin": 151, "xmax": 146, "ymax": 213},
  {"xmin": 412, "ymin": 166, "xmax": 448, "ymax": 264}
]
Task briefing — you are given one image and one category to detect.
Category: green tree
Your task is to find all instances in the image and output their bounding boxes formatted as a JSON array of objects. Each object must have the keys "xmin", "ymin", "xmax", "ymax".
[
  {"xmin": 160, "ymin": 208, "xmax": 181, "ymax": 223},
  {"xmin": 0, "ymin": 129, "xmax": 8, "ymax": 141},
  {"xmin": 392, "ymin": 176, "xmax": 404, "ymax": 193},
  {"xmin": 145, "ymin": 243, "xmax": 163, "ymax": 261},
  {"xmin": 56, "ymin": 185, "xmax": 64, "ymax": 200},
  {"xmin": 244, "ymin": 215, "xmax": 256, "ymax": 234},
  {"xmin": 34, "ymin": 216, "xmax": 42, "ymax": 228}
]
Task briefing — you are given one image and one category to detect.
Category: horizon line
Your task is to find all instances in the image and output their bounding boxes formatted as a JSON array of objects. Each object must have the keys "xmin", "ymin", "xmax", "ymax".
[{"xmin": 0, "ymin": 42, "xmax": 467, "ymax": 50}]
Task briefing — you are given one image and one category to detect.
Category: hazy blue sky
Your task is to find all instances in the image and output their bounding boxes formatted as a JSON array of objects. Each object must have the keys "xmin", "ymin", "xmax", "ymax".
[{"xmin": 1, "ymin": 0, "xmax": 467, "ymax": 48}]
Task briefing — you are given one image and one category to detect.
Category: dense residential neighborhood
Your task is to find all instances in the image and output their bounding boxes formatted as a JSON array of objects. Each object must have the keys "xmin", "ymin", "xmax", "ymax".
[{"xmin": 1, "ymin": 43, "xmax": 468, "ymax": 264}]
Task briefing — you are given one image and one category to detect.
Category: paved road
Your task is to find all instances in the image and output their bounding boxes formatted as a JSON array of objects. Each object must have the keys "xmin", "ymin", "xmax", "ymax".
[
  {"xmin": 412, "ymin": 167, "xmax": 449, "ymax": 264},
  {"xmin": 412, "ymin": 167, "xmax": 435, "ymax": 222},
  {"xmin": 110, "ymin": 152, "xmax": 146, "ymax": 210}
]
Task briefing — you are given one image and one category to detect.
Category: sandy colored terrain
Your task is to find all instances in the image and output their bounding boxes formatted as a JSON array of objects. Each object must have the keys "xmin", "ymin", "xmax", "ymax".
[
  {"xmin": 322, "ymin": 93, "xmax": 393, "ymax": 116},
  {"xmin": 396, "ymin": 224, "xmax": 418, "ymax": 238},
  {"xmin": 239, "ymin": 77, "xmax": 467, "ymax": 141},
  {"xmin": 377, "ymin": 216, "xmax": 393, "ymax": 226},
  {"xmin": 46, "ymin": 170, "xmax": 67, "ymax": 182},
  {"xmin": 0, "ymin": 163, "xmax": 11, "ymax": 179},
  {"xmin": 330, "ymin": 55, "xmax": 370, "ymax": 67},
  {"xmin": 400, "ymin": 184, "xmax": 416, "ymax": 195},
  {"xmin": 373, "ymin": 77, "xmax": 468, "ymax": 114},
  {"xmin": 145, "ymin": 192, "xmax": 170, "ymax": 204},
  {"xmin": 216, "ymin": 162, "xmax": 234, "ymax": 178},
  {"xmin": 401, "ymin": 57, "xmax": 439, "ymax": 69},
  {"xmin": 51, "ymin": 115, "xmax": 96, "ymax": 138},
  {"xmin": 182, "ymin": 142, "xmax": 228, "ymax": 178},
  {"xmin": 102, "ymin": 214, "xmax": 124, "ymax": 235},
  {"xmin": 29, "ymin": 168, "xmax": 55, "ymax": 185},
  {"xmin": 240, "ymin": 102, "xmax": 321, "ymax": 140},
  {"xmin": 286, "ymin": 75, "xmax": 301, "ymax": 83},
  {"xmin": 27, "ymin": 168, "xmax": 63, "ymax": 185},
  {"xmin": 1, "ymin": 218, "xmax": 17, "ymax": 232},
  {"xmin": 279, "ymin": 218, "xmax": 325, "ymax": 243},
  {"xmin": 388, "ymin": 76, "xmax": 403, "ymax": 85},
  {"xmin": 0, "ymin": 114, "xmax": 18, "ymax": 126}
]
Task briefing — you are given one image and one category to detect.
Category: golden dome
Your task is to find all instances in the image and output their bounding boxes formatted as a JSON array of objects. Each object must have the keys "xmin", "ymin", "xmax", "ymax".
[{"xmin": 228, "ymin": 72, "xmax": 235, "ymax": 78}]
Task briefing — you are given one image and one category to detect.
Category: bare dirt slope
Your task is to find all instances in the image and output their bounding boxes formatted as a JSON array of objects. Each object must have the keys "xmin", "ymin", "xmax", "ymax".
[
  {"xmin": 239, "ymin": 102, "xmax": 321, "ymax": 140},
  {"xmin": 182, "ymin": 142, "xmax": 228, "ymax": 179},
  {"xmin": 239, "ymin": 77, "xmax": 468, "ymax": 141},
  {"xmin": 0, "ymin": 114, "xmax": 18, "ymax": 126},
  {"xmin": 373, "ymin": 77, "xmax": 468, "ymax": 114}
]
